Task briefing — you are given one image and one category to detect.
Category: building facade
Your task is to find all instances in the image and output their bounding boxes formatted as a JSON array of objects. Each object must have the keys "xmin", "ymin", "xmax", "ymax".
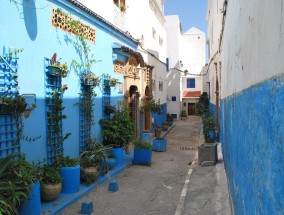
[
  {"xmin": 165, "ymin": 15, "xmax": 206, "ymax": 118},
  {"xmin": 207, "ymin": 0, "xmax": 284, "ymax": 213},
  {"xmin": 0, "ymin": 0, "xmax": 143, "ymax": 161}
]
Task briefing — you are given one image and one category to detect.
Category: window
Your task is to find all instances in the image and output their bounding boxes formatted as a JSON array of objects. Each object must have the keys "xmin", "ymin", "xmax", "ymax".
[
  {"xmin": 172, "ymin": 96, "xmax": 176, "ymax": 101},
  {"xmin": 187, "ymin": 78, "xmax": 195, "ymax": 88}
]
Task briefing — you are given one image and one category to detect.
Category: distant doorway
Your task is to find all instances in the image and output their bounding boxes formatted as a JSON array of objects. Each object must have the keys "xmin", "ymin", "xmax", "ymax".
[{"xmin": 187, "ymin": 103, "xmax": 195, "ymax": 115}]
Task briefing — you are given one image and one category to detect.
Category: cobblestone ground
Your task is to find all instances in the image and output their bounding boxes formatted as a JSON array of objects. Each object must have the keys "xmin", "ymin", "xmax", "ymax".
[{"xmin": 60, "ymin": 116, "xmax": 202, "ymax": 215}]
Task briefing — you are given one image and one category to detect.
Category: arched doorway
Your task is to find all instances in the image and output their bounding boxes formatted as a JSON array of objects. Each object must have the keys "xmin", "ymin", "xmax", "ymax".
[{"xmin": 127, "ymin": 85, "xmax": 139, "ymax": 139}]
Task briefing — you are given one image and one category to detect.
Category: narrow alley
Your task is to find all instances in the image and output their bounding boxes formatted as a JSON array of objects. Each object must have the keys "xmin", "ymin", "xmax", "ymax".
[{"xmin": 60, "ymin": 116, "xmax": 230, "ymax": 215}]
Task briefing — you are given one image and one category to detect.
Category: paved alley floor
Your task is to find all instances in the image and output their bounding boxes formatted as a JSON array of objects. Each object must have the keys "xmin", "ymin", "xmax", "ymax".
[{"xmin": 60, "ymin": 116, "xmax": 231, "ymax": 215}]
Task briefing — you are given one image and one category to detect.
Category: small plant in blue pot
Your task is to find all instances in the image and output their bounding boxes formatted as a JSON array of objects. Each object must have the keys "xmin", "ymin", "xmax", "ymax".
[
  {"xmin": 133, "ymin": 139, "xmax": 152, "ymax": 166},
  {"xmin": 53, "ymin": 156, "xmax": 80, "ymax": 194},
  {"xmin": 152, "ymin": 137, "xmax": 168, "ymax": 152}
]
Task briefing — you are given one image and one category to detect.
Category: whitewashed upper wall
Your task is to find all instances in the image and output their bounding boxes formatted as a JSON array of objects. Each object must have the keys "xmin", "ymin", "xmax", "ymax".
[
  {"xmin": 206, "ymin": 0, "xmax": 224, "ymax": 60},
  {"xmin": 180, "ymin": 28, "xmax": 206, "ymax": 75},
  {"xmin": 165, "ymin": 15, "xmax": 182, "ymax": 69},
  {"xmin": 221, "ymin": 0, "xmax": 284, "ymax": 98},
  {"xmin": 77, "ymin": 0, "xmax": 167, "ymax": 62}
]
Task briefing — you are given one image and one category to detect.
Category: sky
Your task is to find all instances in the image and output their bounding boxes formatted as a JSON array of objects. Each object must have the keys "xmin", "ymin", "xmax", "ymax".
[{"xmin": 164, "ymin": 0, "xmax": 208, "ymax": 36}]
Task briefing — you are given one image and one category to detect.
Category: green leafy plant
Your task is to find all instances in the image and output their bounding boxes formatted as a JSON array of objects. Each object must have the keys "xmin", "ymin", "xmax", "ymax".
[
  {"xmin": 100, "ymin": 107, "xmax": 134, "ymax": 148},
  {"xmin": 195, "ymin": 92, "xmax": 209, "ymax": 115},
  {"xmin": 133, "ymin": 139, "xmax": 152, "ymax": 150},
  {"xmin": 0, "ymin": 95, "xmax": 27, "ymax": 145},
  {"xmin": 47, "ymin": 85, "xmax": 71, "ymax": 159},
  {"xmin": 40, "ymin": 165, "xmax": 61, "ymax": 184},
  {"xmin": 180, "ymin": 110, "xmax": 187, "ymax": 119},
  {"xmin": 203, "ymin": 114, "xmax": 215, "ymax": 143},
  {"xmin": 141, "ymin": 99, "xmax": 161, "ymax": 114},
  {"xmin": 104, "ymin": 104, "xmax": 116, "ymax": 115},
  {"xmin": 0, "ymin": 153, "xmax": 40, "ymax": 215},
  {"xmin": 53, "ymin": 156, "xmax": 79, "ymax": 168}
]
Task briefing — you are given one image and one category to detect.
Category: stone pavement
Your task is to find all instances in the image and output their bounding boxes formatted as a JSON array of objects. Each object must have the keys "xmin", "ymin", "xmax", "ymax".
[
  {"xmin": 59, "ymin": 116, "xmax": 231, "ymax": 215},
  {"xmin": 180, "ymin": 144, "xmax": 232, "ymax": 215}
]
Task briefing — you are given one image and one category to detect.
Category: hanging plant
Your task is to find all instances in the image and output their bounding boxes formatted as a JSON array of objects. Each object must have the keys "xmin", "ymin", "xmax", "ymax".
[
  {"xmin": 108, "ymin": 77, "xmax": 119, "ymax": 87},
  {"xmin": 82, "ymin": 73, "xmax": 101, "ymax": 86},
  {"xmin": 47, "ymin": 53, "xmax": 69, "ymax": 78}
]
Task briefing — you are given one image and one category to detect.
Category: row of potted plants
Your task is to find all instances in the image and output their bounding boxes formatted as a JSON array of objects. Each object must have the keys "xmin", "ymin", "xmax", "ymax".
[{"xmin": 46, "ymin": 53, "xmax": 119, "ymax": 87}]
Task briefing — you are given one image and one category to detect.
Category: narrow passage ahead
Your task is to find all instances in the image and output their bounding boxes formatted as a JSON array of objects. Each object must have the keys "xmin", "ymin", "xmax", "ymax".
[{"xmin": 61, "ymin": 116, "xmax": 202, "ymax": 215}]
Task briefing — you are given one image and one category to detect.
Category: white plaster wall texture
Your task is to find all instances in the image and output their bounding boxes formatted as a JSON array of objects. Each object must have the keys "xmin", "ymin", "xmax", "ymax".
[
  {"xmin": 221, "ymin": 0, "xmax": 284, "ymax": 98},
  {"xmin": 167, "ymin": 68, "xmax": 181, "ymax": 118},
  {"xmin": 206, "ymin": 0, "xmax": 224, "ymax": 104},
  {"xmin": 180, "ymin": 28, "xmax": 206, "ymax": 75},
  {"xmin": 182, "ymin": 76, "xmax": 202, "ymax": 92},
  {"xmin": 165, "ymin": 15, "xmax": 182, "ymax": 69},
  {"xmin": 149, "ymin": 55, "xmax": 167, "ymax": 105}
]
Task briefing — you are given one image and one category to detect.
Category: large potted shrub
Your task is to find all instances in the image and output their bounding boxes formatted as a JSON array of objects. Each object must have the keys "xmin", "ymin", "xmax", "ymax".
[
  {"xmin": 40, "ymin": 165, "xmax": 62, "ymax": 202},
  {"xmin": 53, "ymin": 156, "xmax": 80, "ymax": 194},
  {"xmin": 100, "ymin": 107, "xmax": 134, "ymax": 166},
  {"xmin": 133, "ymin": 140, "xmax": 152, "ymax": 166},
  {"xmin": 0, "ymin": 153, "xmax": 41, "ymax": 215}
]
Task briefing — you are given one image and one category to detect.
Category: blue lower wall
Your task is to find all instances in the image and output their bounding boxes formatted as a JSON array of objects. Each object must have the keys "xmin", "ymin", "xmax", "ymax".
[{"xmin": 221, "ymin": 75, "xmax": 284, "ymax": 214}]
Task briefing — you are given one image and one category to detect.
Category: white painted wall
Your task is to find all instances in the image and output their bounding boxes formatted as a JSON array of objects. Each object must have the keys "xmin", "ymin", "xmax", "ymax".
[
  {"xmin": 165, "ymin": 15, "xmax": 182, "ymax": 69},
  {"xmin": 221, "ymin": 0, "xmax": 284, "ymax": 98},
  {"xmin": 205, "ymin": 0, "xmax": 224, "ymax": 104},
  {"xmin": 76, "ymin": 0, "xmax": 168, "ymax": 104},
  {"xmin": 167, "ymin": 68, "xmax": 181, "ymax": 118},
  {"xmin": 181, "ymin": 28, "xmax": 206, "ymax": 75}
]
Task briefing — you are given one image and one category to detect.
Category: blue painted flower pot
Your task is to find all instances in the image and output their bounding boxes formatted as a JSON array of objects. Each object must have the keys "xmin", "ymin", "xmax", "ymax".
[
  {"xmin": 152, "ymin": 138, "xmax": 167, "ymax": 152},
  {"xmin": 110, "ymin": 148, "xmax": 124, "ymax": 167},
  {"xmin": 141, "ymin": 132, "xmax": 151, "ymax": 142},
  {"xmin": 133, "ymin": 149, "xmax": 152, "ymax": 165},
  {"xmin": 108, "ymin": 158, "xmax": 117, "ymax": 170},
  {"xmin": 208, "ymin": 130, "xmax": 216, "ymax": 141},
  {"xmin": 60, "ymin": 165, "xmax": 80, "ymax": 194},
  {"xmin": 18, "ymin": 181, "xmax": 41, "ymax": 215}
]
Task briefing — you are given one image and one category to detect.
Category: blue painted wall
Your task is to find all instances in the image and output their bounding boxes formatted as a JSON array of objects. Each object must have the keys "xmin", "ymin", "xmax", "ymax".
[
  {"xmin": 221, "ymin": 75, "xmax": 284, "ymax": 214},
  {"xmin": 0, "ymin": 0, "xmax": 136, "ymax": 162}
]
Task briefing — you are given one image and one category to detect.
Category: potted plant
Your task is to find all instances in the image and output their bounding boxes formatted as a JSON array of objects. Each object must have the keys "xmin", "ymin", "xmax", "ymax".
[
  {"xmin": 100, "ymin": 107, "xmax": 134, "ymax": 166},
  {"xmin": 5, "ymin": 153, "xmax": 41, "ymax": 215},
  {"xmin": 180, "ymin": 110, "xmax": 187, "ymax": 120},
  {"xmin": 152, "ymin": 137, "xmax": 168, "ymax": 152},
  {"xmin": 197, "ymin": 94, "xmax": 218, "ymax": 166},
  {"xmin": 108, "ymin": 77, "xmax": 119, "ymax": 87},
  {"xmin": 0, "ymin": 153, "xmax": 40, "ymax": 215},
  {"xmin": 0, "ymin": 95, "xmax": 27, "ymax": 115},
  {"xmin": 166, "ymin": 113, "xmax": 174, "ymax": 126},
  {"xmin": 141, "ymin": 99, "xmax": 161, "ymax": 141},
  {"xmin": 53, "ymin": 156, "xmax": 80, "ymax": 194},
  {"xmin": 47, "ymin": 53, "xmax": 68, "ymax": 78},
  {"xmin": 133, "ymin": 139, "xmax": 152, "ymax": 166},
  {"xmin": 82, "ymin": 73, "xmax": 100, "ymax": 86},
  {"xmin": 40, "ymin": 165, "xmax": 62, "ymax": 202},
  {"xmin": 79, "ymin": 155, "xmax": 100, "ymax": 184},
  {"xmin": 162, "ymin": 121, "xmax": 169, "ymax": 131}
]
